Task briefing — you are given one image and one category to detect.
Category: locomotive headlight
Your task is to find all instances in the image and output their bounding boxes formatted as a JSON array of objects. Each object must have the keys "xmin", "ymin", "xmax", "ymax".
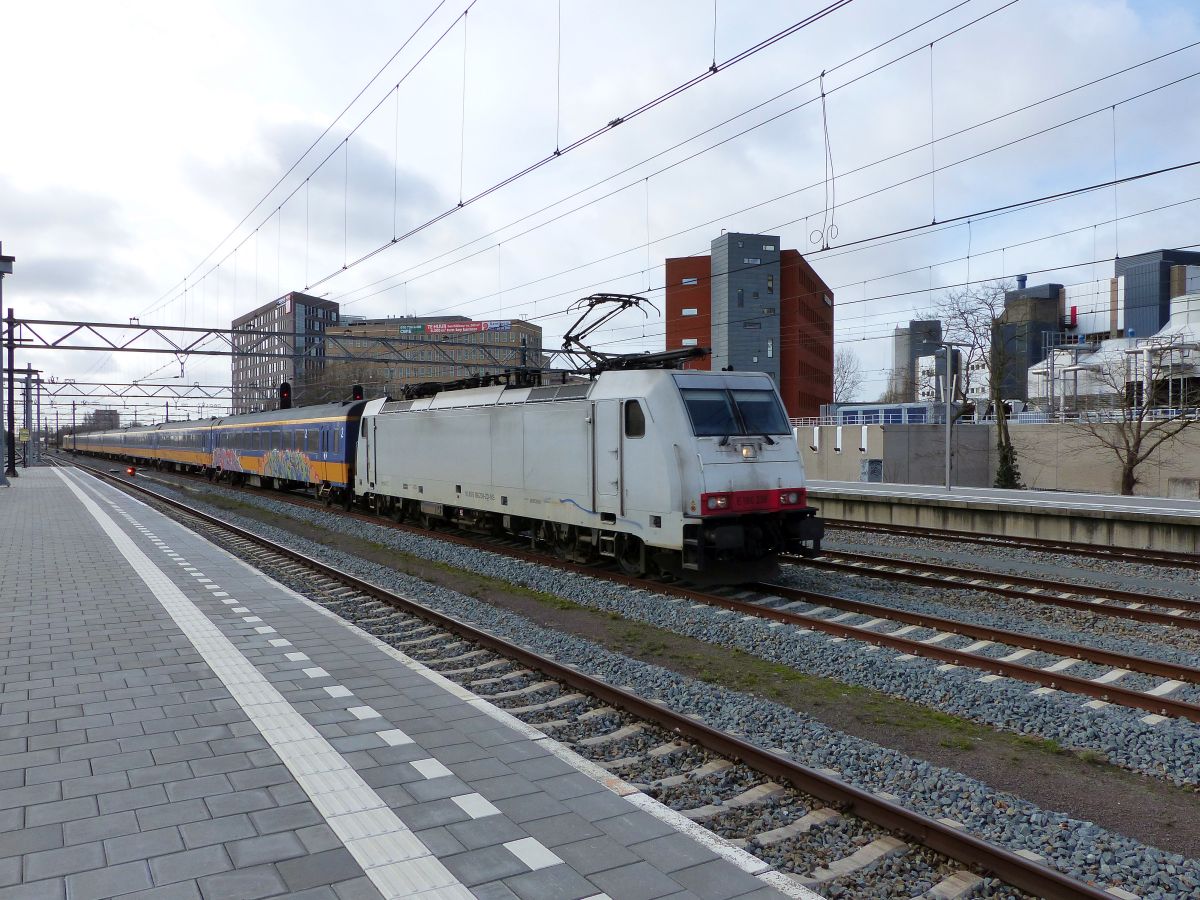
[
  {"xmin": 780, "ymin": 491, "xmax": 799, "ymax": 505},
  {"xmin": 706, "ymin": 495, "xmax": 729, "ymax": 510},
  {"xmin": 740, "ymin": 445, "xmax": 756, "ymax": 459}
]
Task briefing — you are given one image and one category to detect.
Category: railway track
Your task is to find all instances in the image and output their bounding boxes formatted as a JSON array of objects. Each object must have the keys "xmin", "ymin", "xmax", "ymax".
[
  {"xmin": 60, "ymin": 457, "xmax": 1126, "ymax": 899},
  {"xmin": 70, "ymin": 455, "xmax": 1200, "ymax": 724},
  {"xmin": 792, "ymin": 550, "xmax": 1200, "ymax": 632},
  {"xmin": 825, "ymin": 520, "xmax": 1200, "ymax": 572}
]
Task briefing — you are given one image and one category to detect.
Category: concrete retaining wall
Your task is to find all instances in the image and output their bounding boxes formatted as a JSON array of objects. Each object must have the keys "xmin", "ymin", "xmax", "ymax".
[{"xmin": 799, "ymin": 422, "xmax": 1200, "ymax": 498}]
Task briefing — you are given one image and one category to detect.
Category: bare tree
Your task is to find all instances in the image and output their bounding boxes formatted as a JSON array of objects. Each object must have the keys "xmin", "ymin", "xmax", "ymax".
[
  {"xmin": 931, "ymin": 279, "xmax": 1024, "ymax": 487},
  {"xmin": 1073, "ymin": 349, "xmax": 1196, "ymax": 495},
  {"xmin": 833, "ymin": 348, "xmax": 864, "ymax": 403},
  {"xmin": 876, "ymin": 369, "xmax": 910, "ymax": 403}
]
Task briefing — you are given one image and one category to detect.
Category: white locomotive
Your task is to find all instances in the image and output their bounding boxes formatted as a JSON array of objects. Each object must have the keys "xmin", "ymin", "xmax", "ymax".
[{"xmin": 355, "ymin": 368, "xmax": 822, "ymax": 577}]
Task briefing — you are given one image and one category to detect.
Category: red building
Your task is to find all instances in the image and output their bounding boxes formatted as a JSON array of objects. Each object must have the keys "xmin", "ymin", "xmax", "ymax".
[{"xmin": 664, "ymin": 242, "xmax": 833, "ymax": 418}]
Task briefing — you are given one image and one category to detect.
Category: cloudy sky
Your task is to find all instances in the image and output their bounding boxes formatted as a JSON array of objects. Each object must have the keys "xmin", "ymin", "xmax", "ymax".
[{"xmin": 1, "ymin": 0, "xmax": 1197, "ymax": 422}]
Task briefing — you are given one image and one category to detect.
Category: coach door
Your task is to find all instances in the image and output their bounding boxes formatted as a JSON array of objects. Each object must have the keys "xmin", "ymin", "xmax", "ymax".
[{"xmin": 593, "ymin": 400, "xmax": 621, "ymax": 516}]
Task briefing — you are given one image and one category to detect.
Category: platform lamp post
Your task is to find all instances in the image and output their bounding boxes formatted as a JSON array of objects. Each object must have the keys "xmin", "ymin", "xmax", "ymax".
[{"xmin": 1, "ymin": 245, "xmax": 16, "ymax": 481}]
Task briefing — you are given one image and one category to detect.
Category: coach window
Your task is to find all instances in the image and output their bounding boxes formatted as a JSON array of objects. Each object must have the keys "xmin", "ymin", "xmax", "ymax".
[
  {"xmin": 307, "ymin": 430, "xmax": 318, "ymax": 453},
  {"xmin": 624, "ymin": 400, "xmax": 646, "ymax": 438}
]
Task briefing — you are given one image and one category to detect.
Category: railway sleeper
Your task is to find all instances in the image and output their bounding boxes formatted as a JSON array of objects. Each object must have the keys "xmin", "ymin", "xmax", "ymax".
[
  {"xmin": 793, "ymin": 835, "xmax": 910, "ymax": 887},
  {"xmin": 574, "ymin": 723, "xmax": 645, "ymax": 747},
  {"xmin": 681, "ymin": 782, "xmax": 787, "ymax": 820},
  {"xmin": 469, "ymin": 668, "xmax": 533, "ymax": 688},
  {"xmin": 504, "ymin": 692, "xmax": 586, "ymax": 716},
  {"xmin": 487, "ymin": 679, "xmax": 559, "ymax": 700},
  {"xmin": 647, "ymin": 758, "xmax": 734, "ymax": 789},
  {"xmin": 435, "ymin": 654, "xmax": 503, "ymax": 674},
  {"xmin": 750, "ymin": 807, "xmax": 842, "ymax": 847},
  {"xmin": 927, "ymin": 870, "xmax": 986, "ymax": 900}
]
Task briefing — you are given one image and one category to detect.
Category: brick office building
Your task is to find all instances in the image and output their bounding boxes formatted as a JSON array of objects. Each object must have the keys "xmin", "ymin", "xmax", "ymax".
[{"xmin": 664, "ymin": 233, "xmax": 833, "ymax": 418}]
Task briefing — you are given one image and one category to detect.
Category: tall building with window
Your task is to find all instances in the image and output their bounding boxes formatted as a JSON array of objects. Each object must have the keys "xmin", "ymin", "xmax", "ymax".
[
  {"xmin": 316, "ymin": 316, "xmax": 545, "ymax": 402},
  {"xmin": 664, "ymin": 233, "xmax": 833, "ymax": 418},
  {"xmin": 231, "ymin": 292, "xmax": 340, "ymax": 414}
]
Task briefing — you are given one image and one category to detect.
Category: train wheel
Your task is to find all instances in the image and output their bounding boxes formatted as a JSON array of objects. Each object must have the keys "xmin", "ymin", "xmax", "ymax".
[
  {"xmin": 552, "ymin": 524, "xmax": 576, "ymax": 560},
  {"xmin": 616, "ymin": 535, "xmax": 646, "ymax": 577}
]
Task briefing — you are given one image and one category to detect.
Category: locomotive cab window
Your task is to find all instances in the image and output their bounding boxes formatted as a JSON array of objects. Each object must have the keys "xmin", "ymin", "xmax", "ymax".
[
  {"xmin": 731, "ymin": 390, "xmax": 790, "ymax": 435},
  {"xmin": 681, "ymin": 387, "xmax": 790, "ymax": 437},
  {"xmin": 680, "ymin": 389, "xmax": 739, "ymax": 437},
  {"xmin": 623, "ymin": 400, "xmax": 645, "ymax": 438}
]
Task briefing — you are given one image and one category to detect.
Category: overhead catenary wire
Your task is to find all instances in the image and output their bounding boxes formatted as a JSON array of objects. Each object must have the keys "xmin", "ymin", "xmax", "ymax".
[
  {"xmin": 144, "ymin": 0, "xmax": 450, "ymax": 315},
  {"xmin": 379, "ymin": 65, "xmax": 1200, "ymax": 329},
  {"xmin": 331, "ymin": 0, "xmax": 1021, "ymax": 309},
  {"xmin": 143, "ymin": 0, "xmax": 859, "ymax": 322}
]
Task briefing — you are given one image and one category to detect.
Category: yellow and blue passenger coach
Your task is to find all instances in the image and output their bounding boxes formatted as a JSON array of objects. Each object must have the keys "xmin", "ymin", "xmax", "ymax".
[{"xmin": 73, "ymin": 400, "xmax": 367, "ymax": 504}]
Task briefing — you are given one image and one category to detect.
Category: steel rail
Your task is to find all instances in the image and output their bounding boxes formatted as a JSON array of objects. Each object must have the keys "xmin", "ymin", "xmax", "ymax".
[
  {"xmin": 750, "ymin": 581, "xmax": 1200, "ymax": 685},
  {"xmin": 826, "ymin": 519, "xmax": 1200, "ymax": 571},
  {"xmin": 62, "ymin": 458, "xmax": 1116, "ymax": 900},
  {"xmin": 792, "ymin": 552, "xmax": 1200, "ymax": 630},
  {"xmin": 65, "ymin": 455, "xmax": 1200, "ymax": 715}
]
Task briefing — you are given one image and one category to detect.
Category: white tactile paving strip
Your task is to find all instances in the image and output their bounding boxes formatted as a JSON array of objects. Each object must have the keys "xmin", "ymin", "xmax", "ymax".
[
  {"xmin": 54, "ymin": 468, "xmax": 475, "ymax": 900},
  {"xmin": 60, "ymin": 468, "xmax": 820, "ymax": 900}
]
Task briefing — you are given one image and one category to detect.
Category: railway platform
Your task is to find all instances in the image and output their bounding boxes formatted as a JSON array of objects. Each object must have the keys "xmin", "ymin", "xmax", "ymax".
[
  {"xmin": 807, "ymin": 479, "xmax": 1200, "ymax": 554},
  {"xmin": 0, "ymin": 468, "xmax": 793, "ymax": 900}
]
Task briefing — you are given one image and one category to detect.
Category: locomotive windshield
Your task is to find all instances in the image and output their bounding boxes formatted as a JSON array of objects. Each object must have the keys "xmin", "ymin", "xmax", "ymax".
[{"xmin": 680, "ymin": 388, "xmax": 790, "ymax": 437}]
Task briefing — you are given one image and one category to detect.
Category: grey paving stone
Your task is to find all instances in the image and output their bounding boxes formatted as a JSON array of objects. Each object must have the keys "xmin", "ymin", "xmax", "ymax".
[
  {"xmin": 203, "ymin": 788, "xmax": 275, "ymax": 818},
  {"xmin": 0, "ymin": 822, "xmax": 63, "ymax": 858},
  {"xmin": 554, "ymin": 834, "xmax": 642, "ymax": 877},
  {"xmin": 0, "ymin": 775, "xmax": 18, "ymax": 794},
  {"xmin": 503, "ymin": 864, "xmax": 603, "ymax": 900},
  {"xmin": 392, "ymin": 797, "xmax": 471, "ymax": 831},
  {"xmin": 128, "ymin": 762, "xmax": 195, "ymax": 787},
  {"xmin": 179, "ymin": 814, "xmax": 256, "ymax": 849},
  {"xmin": 443, "ymin": 844, "xmax": 531, "ymax": 886},
  {"xmin": 23, "ymin": 840, "xmax": 106, "ymax": 880},
  {"xmin": 538, "ymin": 772, "xmax": 609, "ymax": 802},
  {"xmin": 277, "ymin": 848, "xmax": 365, "ymax": 893},
  {"xmin": 64, "ymin": 810, "xmax": 140, "ymax": 845},
  {"xmin": 91, "ymin": 749, "xmax": 156, "ymax": 776},
  {"xmin": 248, "ymin": 802, "xmax": 322, "ymax": 835},
  {"xmin": 595, "ymin": 810, "xmax": 679, "ymax": 847},
  {"xmin": 669, "ymin": 860, "xmax": 772, "ymax": 900},
  {"xmin": 61, "ymin": 770, "xmax": 131, "ymax": 799},
  {"xmin": 446, "ymin": 815, "xmax": 529, "ymax": 851},
  {"xmin": 164, "ymin": 773, "xmax": 233, "ymax": 802},
  {"xmin": 65, "ymin": 860, "xmax": 154, "ymax": 900},
  {"xmin": 226, "ymin": 830, "xmax": 308, "ymax": 868},
  {"xmin": 0, "ymin": 857, "xmax": 17, "ymax": 888},
  {"xmin": 631, "ymin": 833, "xmax": 720, "ymax": 874},
  {"xmin": 197, "ymin": 864, "xmax": 287, "ymax": 900},
  {"xmin": 0, "ymin": 876, "xmax": 66, "ymax": 900},
  {"xmin": 23, "ymin": 760, "xmax": 91, "ymax": 785},
  {"xmin": 331, "ymin": 876, "xmax": 384, "ymax": 900},
  {"xmin": 120, "ymin": 881, "xmax": 203, "ymax": 900},
  {"xmin": 589, "ymin": 861, "xmax": 688, "ymax": 900},
  {"xmin": 23, "ymin": 795, "xmax": 98, "ymax": 827},
  {"xmin": 521, "ymin": 812, "xmax": 605, "ymax": 849},
  {"xmin": 104, "ymin": 825, "xmax": 186, "ymax": 864},
  {"xmin": 187, "ymin": 752, "xmax": 252, "ymax": 778},
  {"xmin": 296, "ymin": 824, "xmax": 342, "ymax": 854},
  {"xmin": 149, "ymin": 844, "xmax": 233, "ymax": 886},
  {"xmin": 98, "ymin": 783, "xmax": 169, "ymax": 814},
  {"xmin": 470, "ymin": 882, "xmax": 521, "ymax": 900},
  {"xmin": 0, "ymin": 780, "xmax": 60, "ymax": 809},
  {"xmin": 494, "ymin": 792, "xmax": 571, "ymax": 825},
  {"xmin": 136, "ymin": 798, "xmax": 211, "ymax": 831}
]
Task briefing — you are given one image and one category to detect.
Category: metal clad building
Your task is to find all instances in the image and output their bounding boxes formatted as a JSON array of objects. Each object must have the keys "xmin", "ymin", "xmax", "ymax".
[
  {"xmin": 710, "ymin": 232, "xmax": 781, "ymax": 382},
  {"xmin": 665, "ymin": 233, "xmax": 834, "ymax": 418},
  {"xmin": 1116, "ymin": 250, "xmax": 1200, "ymax": 339}
]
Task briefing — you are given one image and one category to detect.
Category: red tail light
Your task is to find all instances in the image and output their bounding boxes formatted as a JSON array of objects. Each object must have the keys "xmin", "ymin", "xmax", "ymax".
[
  {"xmin": 126, "ymin": 466, "xmax": 136, "ymax": 476},
  {"xmin": 700, "ymin": 488, "xmax": 808, "ymax": 515}
]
